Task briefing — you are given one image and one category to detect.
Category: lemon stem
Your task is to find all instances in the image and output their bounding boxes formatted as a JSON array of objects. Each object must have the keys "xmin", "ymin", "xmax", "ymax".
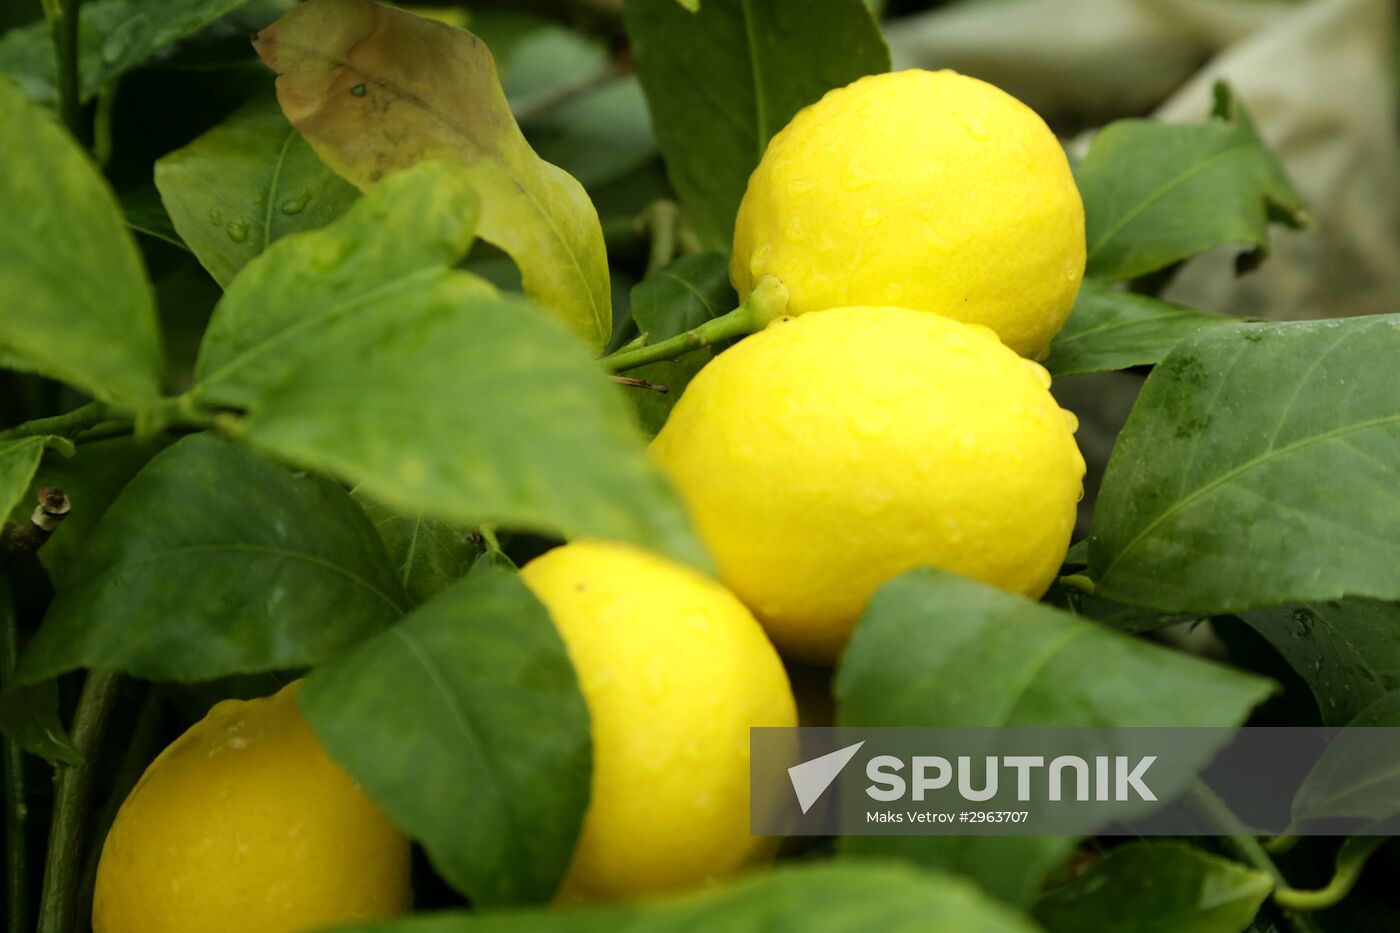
[
  {"xmin": 37, "ymin": 670, "xmax": 121, "ymax": 933},
  {"xmin": 2, "ymin": 576, "xmax": 29, "ymax": 933},
  {"xmin": 601, "ymin": 275, "xmax": 789, "ymax": 374}
]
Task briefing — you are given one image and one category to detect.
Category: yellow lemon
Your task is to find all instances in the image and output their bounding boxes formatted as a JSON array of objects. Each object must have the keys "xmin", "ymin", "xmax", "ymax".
[
  {"xmin": 93, "ymin": 681, "xmax": 410, "ymax": 933},
  {"xmin": 651, "ymin": 306, "xmax": 1085, "ymax": 664},
  {"xmin": 520, "ymin": 540, "xmax": 796, "ymax": 904},
  {"xmin": 732, "ymin": 69, "xmax": 1084, "ymax": 359}
]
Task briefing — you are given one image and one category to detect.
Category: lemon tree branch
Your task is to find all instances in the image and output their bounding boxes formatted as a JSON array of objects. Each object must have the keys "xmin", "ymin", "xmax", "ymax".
[{"xmin": 601, "ymin": 276, "xmax": 788, "ymax": 374}]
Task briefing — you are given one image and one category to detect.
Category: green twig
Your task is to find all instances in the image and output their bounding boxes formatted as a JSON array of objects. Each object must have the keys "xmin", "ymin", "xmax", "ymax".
[
  {"xmin": 1, "ymin": 576, "xmax": 29, "ymax": 933},
  {"xmin": 1185, "ymin": 782, "xmax": 1326, "ymax": 933},
  {"xmin": 50, "ymin": 0, "xmax": 85, "ymax": 144},
  {"xmin": 92, "ymin": 83, "xmax": 118, "ymax": 167},
  {"xmin": 36, "ymin": 670, "xmax": 122, "ymax": 933},
  {"xmin": 0, "ymin": 395, "xmax": 220, "ymax": 447},
  {"xmin": 640, "ymin": 200, "xmax": 680, "ymax": 278},
  {"xmin": 75, "ymin": 688, "xmax": 163, "ymax": 927},
  {"xmin": 0, "ymin": 402, "xmax": 111, "ymax": 442},
  {"xmin": 600, "ymin": 275, "xmax": 789, "ymax": 374},
  {"xmin": 1274, "ymin": 837, "xmax": 1386, "ymax": 911}
]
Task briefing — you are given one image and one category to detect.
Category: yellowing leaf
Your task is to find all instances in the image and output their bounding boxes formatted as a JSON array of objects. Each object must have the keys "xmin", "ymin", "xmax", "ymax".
[{"xmin": 252, "ymin": 0, "xmax": 611, "ymax": 351}]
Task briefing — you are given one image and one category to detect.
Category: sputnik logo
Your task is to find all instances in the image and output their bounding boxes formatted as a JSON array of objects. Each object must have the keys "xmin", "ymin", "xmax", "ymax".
[{"xmin": 787, "ymin": 741, "xmax": 865, "ymax": 814}]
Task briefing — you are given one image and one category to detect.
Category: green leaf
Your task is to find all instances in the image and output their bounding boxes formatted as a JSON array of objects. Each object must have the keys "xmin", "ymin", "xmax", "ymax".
[
  {"xmin": 1043, "ymin": 279, "xmax": 1234, "ymax": 378},
  {"xmin": 253, "ymin": 0, "xmax": 612, "ymax": 352},
  {"xmin": 12, "ymin": 436, "xmax": 174, "ymax": 586},
  {"xmin": 1237, "ymin": 600, "xmax": 1400, "ymax": 727},
  {"xmin": 301, "ymin": 568, "xmax": 589, "ymax": 906},
  {"xmin": 15, "ymin": 434, "xmax": 405, "ymax": 684},
  {"xmin": 234, "ymin": 287, "xmax": 708, "ymax": 569},
  {"xmin": 526, "ymin": 77, "xmax": 657, "ymax": 191},
  {"xmin": 836, "ymin": 569, "xmax": 1271, "ymax": 906},
  {"xmin": 1292, "ymin": 690, "xmax": 1400, "ymax": 829},
  {"xmin": 624, "ymin": 0, "xmax": 890, "ymax": 249},
  {"xmin": 485, "ymin": 12, "xmax": 608, "ymax": 109},
  {"xmin": 0, "ymin": 679, "xmax": 79, "ymax": 765},
  {"xmin": 0, "ymin": 79, "xmax": 162, "ymax": 404},
  {"xmin": 155, "ymin": 93, "xmax": 359, "ymax": 287},
  {"xmin": 1078, "ymin": 83, "xmax": 1307, "ymax": 282},
  {"xmin": 326, "ymin": 860, "xmax": 1038, "ymax": 932},
  {"xmin": 0, "ymin": 0, "xmax": 258, "ymax": 105},
  {"xmin": 1034, "ymin": 842, "xmax": 1272, "ymax": 933},
  {"xmin": 624, "ymin": 251, "xmax": 736, "ymax": 435},
  {"xmin": 352, "ymin": 487, "xmax": 480, "ymax": 606},
  {"xmin": 193, "ymin": 161, "xmax": 485, "ymax": 407},
  {"xmin": 120, "ymin": 187, "xmax": 189, "ymax": 251},
  {"xmin": 0, "ymin": 437, "xmax": 47, "ymax": 523},
  {"xmin": 1089, "ymin": 316, "xmax": 1400, "ymax": 613},
  {"xmin": 0, "ymin": 578, "xmax": 79, "ymax": 766}
]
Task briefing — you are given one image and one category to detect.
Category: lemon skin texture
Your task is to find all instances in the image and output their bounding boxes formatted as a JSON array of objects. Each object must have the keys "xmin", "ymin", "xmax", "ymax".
[
  {"xmin": 651, "ymin": 306, "xmax": 1085, "ymax": 665},
  {"xmin": 520, "ymin": 540, "xmax": 797, "ymax": 904},
  {"xmin": 731, "ymin": 69, "xmax": 1085, "ymax": 359},
  {"xmin": 93, "ymin": 681, "xmax": 411, "ymax": 933}
]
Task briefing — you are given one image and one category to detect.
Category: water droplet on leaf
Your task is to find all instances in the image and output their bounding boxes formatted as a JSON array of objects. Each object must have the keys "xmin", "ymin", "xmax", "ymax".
[{"xmin": 281, "ymin": 192, "xmax": 312, "ymax": 215}]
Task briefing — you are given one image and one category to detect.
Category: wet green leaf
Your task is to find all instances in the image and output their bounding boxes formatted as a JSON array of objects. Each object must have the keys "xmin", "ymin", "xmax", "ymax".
[
  {"xmin": 1034, "ymin": 843, "xmax": 1272, "ymax": 933},
  {"xmin": 1238, "ymin": 600, "xmax": 1400, "ymax": 727},
  {"xmin": 0, "ymin": 0, "xmax": 258, "ymax": 105},
  {"xmin": 1044, "ymin": 279, "xmax": 1234, "ymax": 377},
  {"xmin": 302, "ymin": 569, "xmax": 590, "ymax": 906},
  {"xmin": 1090, "ymin": 316, "xmax": 1400, "ymax": 613},
  {"xmin": 155, "ymin": 94, "xmax": 359, "ymax": 287},
  {"xmin": 1078, "ymin": 83, "xmax": 1307, "ymax": 282},
  {"xmin": 837, "ymin": 569, "xmax": 1270, "ymax": 905},
  {"xmin": 0, "ymin": 79, "xmax": 162, "ymax": 404},
  {"xmin": 194, "ymin": 161, "xmax": 486, "ymax": 407},
  {"xmin": 624, "ymin": 0, "xmax": 889, "ymax": 249},
  {"xmin": 16, "ymin": 434, "xmax": 405, "ymax": 683},
  {"xmin": 327, "ymin": 861, "xmax": 1038, "ymax": 932},
  {"xmin": 253, "ymin": 0, "xmax": 612, "ymax": 351}
]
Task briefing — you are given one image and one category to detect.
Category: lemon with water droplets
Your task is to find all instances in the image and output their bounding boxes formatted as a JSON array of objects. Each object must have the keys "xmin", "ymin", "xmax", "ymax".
[
  {"xmin": 652, "ymin": 306, "xmax": 1085, "ymax": 664},
  {"xmin": 732, "ymin": 69, "xmax": 1084, "ymax": 359},
  {"xmin": 520, "ymin": 540, "xmax": 796, "ymax": 904},
  {"xmin": 93, "ymin": 681, "xmax": 410, "ymax": 933}
]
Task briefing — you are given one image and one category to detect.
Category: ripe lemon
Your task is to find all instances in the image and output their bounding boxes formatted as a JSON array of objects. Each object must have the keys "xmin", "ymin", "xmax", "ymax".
[
  {"xmin": 520, "ymin": 540, "xmax": 796, "ymax": 904},
  {"xmin": 731, "ymin": 69, "xmax": 1084, "ymax": 359},
  {"xmin": 651, "ymin": 306, "xmax": 1085, "ymax": 664},
  {"xmin": 93, "ymin": 681, "xmax": 410, "ymax": 933}
]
